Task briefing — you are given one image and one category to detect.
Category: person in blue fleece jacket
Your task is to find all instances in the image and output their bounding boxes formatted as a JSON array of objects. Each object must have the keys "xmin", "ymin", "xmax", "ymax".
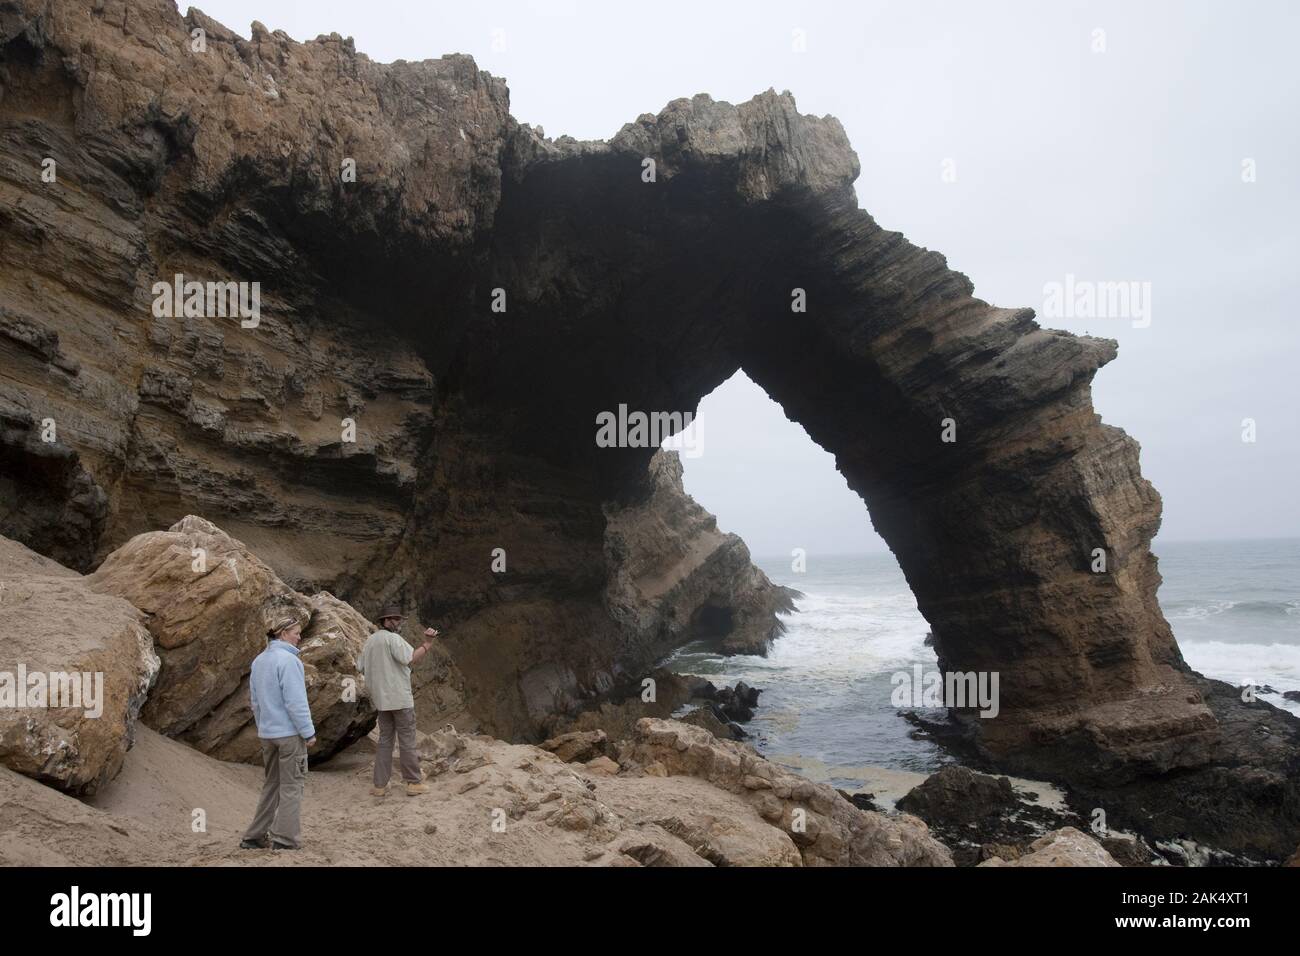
[{"xmin": 240, "ymin": 615, "xmax": 317, "ymax": 851}]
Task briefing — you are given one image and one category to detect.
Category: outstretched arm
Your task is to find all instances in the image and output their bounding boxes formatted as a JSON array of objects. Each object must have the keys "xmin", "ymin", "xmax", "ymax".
[{"xmin": 411, "ymin": 627, "xmax": 439, "ymax": 665}]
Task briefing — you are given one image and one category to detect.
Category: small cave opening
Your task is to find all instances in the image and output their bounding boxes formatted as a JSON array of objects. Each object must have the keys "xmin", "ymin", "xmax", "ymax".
[
  {"xmin": 0, "ymin": 423, "xmax": 107, "ymax": 572},
  {"xmin": 692, "ymin": 603, "xmax": 735, "ymax": 638}
]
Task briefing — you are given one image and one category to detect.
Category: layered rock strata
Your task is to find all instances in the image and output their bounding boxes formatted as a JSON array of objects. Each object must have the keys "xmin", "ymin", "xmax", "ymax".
[{"xmin": 0, "ymin": 0, "xmax": 1295, "ymax": 858}]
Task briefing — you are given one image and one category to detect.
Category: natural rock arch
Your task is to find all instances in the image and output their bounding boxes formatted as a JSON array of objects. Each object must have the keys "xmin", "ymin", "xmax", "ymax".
[
  {"xmin": 461, "ymin": 96, "xmax": 1217, "ymax": 786},
  {"xmin": 0, "ymin": 0, "xmax": 1295, "ymax": 857}
]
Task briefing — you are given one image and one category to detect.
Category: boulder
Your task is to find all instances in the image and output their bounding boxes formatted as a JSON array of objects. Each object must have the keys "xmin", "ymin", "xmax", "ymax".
[
  {"xmin": 680, "ymin": 704, "xmax": 747, "ymax": 740},
  {"xmin": 295, "ymin": 593, "xmax": 380, "ymax": 755},
  {"xmin": 178, "ymin": 592, "xmax": 377, "ymax": 762},
  {"xmin": 0, "ymin": 536, "xmax": 159, "ymax": 793},
  {"xmin": 616, "ymin": 830, "xmax": 715, "ymax": 868},
  {"xmin": 86, "ymin": 516, "xmax": 305, "ymax": 737},
  {"xmin": 978, "ymin": 843, "xmax": 1024, "ymax": 863},
  {"xmin": 734, "ymin": 681, "xmax": 760, "ymax": 708},
  {"xmin": 1101, "ymin": 834, "xmax": 1155, "ymax": 867},
  {"xmin": 86, "ymin": 516, "xmax": 376, "ymax": 760},
  {"xmin": 979, "ymin": 827, "xmax": 1121, "ymax": 867},
  {"xmin": 897, "ymin": 765, "xmax": 1019, "ymax": 825},
  {"xmin": 713, "ymin": 682, "xmax": 761, "ymax": 723},
  {"xmin": 540, "ymin": 729, "xmax": 609, "ymax": 764},
  {"xmin": 651, "ymin": 814, "xmax": 802, "ymax": 867},
  {"xmin": 628, "ymin": 718, "xmax": 953, "ymax": 866},
  {"xmin": 584, "ymin": 756, "xmax": 621, "ymax": 775}
]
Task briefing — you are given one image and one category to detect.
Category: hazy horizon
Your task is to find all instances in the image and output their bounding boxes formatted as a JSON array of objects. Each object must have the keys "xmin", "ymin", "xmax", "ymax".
[
  {"xmin": 743, "ymin": 533, "xmax": 1300, "ymax": 563},
  {"xmin": 194, "ymin": 0, "xmax": 1300, "ymax": 557}
]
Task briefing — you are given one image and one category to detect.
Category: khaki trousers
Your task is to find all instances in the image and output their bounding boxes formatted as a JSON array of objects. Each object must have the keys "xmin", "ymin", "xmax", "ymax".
[
  {"xmin": 243, "ymin": 735, "xmax": 307, "ymax": 848},
  {"xmin": 374, "ymin": 707, "xmax": 421, "ymax": 787}
]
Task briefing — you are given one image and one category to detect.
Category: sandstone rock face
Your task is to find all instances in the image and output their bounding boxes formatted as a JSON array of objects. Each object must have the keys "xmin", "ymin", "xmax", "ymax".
[
  {"xmin": 627, "ymin": 718, "xmax": 953, "ymax": 866},
  {"xmin": 1, "ymin": 0, "xmax": 1296, "ymax": 857},
  {"xmin": 979, "ymin": 827, "xmax": 1121, "ymax": 868},
  {"xmin": 0, "ymin": 0, "xmax": 794, "ymax": 743},
  {"xmin": 604, "ymin": 451, "xmax": 796, "ymax": 656},
  {"xmin": 0, "ymin": 535, "xmax": 158, "ymax": 793},
  {"xmin": 86, "ymin": 516, "xmax": 377, "ymax": 760}
]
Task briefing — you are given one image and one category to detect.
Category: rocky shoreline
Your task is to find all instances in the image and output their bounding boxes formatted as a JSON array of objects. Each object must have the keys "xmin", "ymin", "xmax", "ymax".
[
  {"xmin": 1, "ymin": 515, "xmax": 1296, "ymax": 866},
  {"xmin": 549, "ymin": 642, "xmax": 1297, "ymax": 865}
]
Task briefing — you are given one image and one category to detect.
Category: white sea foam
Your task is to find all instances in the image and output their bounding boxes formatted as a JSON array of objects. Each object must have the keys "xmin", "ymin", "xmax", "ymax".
[
  {"xmin": 1179, "ymin": 640, "xmax": 1300, "ymax": 716},
  {"xmin": 669, "ymin": 545, "xmax": 1300, "ymax": 775},
  {"xmin": 1169, "ymin": 600, "xmax": 1238, "ymax": 620}
]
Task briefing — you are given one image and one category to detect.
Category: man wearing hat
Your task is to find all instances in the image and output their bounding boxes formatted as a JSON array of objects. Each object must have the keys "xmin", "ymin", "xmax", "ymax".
[
  {"xmin": 240, "ymin": 615, "xmax": 316, "ymax": 851},
  {"xmin": 356, "ymin": 605, "xmax": 439, "ymax": 797}
]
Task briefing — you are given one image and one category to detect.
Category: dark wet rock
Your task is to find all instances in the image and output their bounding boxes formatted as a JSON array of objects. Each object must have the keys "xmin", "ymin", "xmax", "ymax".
[
  {"xmin": 1101, "ymin": 835, "xmax": 1156, "ymax": 867},
  {"xmin": 837, "ymin": 789, "xmax": 880, "ymax": 813},
  {"xmin": 735, "ymin": 682, "xmax": 760, "ymax": 708},
  {"xmin": 713, "ymin": 682, "xmax": 762, "ymax": 723},
  {"xmin": 680, "ymin": 705, "xmax": 747, "ymax": 741},
  {"xmin": 897, "ymin": 766, "xmax": 1018, "ymax": 825},
  {"xmin": 897, "ymin": 766, "xmax": 1085, "ymax": 867},
  {"xmin": 546, "ymin": 669, "xmax": 760, "ymax": 743},
  {"xmin": 1059, "ymin": 675, "xmax": 1300, "ymax": 863}
]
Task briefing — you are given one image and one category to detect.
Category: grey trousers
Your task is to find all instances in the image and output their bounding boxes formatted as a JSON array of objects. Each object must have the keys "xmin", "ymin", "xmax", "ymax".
[
  {"xmin": 374, "ymin": 707, "xmax": 421, "ymax": 786},
  {"xmin": 243, "ymin": 735, "xmax": 307, "ymax": 848}
]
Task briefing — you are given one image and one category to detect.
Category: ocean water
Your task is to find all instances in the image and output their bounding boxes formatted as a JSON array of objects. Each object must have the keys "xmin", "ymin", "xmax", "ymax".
[{"xmin": 665, "ymin": 538, "xmax": 1300, "ymax": 791}]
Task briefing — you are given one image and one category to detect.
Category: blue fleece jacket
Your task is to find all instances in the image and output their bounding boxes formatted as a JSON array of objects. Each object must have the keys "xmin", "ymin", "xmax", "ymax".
[{"xmin": 248, "ymin": 640, "xmax": 316, "ymax": 740}]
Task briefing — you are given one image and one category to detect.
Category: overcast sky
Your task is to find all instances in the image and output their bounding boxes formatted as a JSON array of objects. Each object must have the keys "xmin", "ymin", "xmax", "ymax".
[{"xmin": 197, "ymin": 0, "xmax": 1299, "ymax": 557}]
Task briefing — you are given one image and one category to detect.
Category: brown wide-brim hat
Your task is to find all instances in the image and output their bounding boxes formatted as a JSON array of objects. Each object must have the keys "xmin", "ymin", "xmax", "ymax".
[{"xmin": 377, "ymin": 605, "xmax": 404, "ymax": 623}]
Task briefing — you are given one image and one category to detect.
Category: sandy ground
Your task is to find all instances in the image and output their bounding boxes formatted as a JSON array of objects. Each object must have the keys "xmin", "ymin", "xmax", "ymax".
[{"xmin": 0, "ymin": 726, "xmax": 803, "ymax": 866}]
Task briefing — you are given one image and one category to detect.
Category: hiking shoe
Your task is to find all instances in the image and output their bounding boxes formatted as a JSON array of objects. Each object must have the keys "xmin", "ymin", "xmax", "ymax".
[
  {"xmin": 369, "ymin": 786, "xmax": 388, "ymax": 797},
  {"xmin": 406, "ymin": 782, "xmax": 429, "ymax": 796},
  {"xmin": 239, "ymin": 837, "xmax": 269, "ymax": 850},
  {"xmin": 270, "ymin": 841, "xmax": 299, "ymax": 852}
]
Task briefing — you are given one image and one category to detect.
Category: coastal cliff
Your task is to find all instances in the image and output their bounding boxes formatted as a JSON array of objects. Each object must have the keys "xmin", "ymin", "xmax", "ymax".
[{"xmin": 1, "ymin": 0, "xmax": 1297, "ymax": 858}]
